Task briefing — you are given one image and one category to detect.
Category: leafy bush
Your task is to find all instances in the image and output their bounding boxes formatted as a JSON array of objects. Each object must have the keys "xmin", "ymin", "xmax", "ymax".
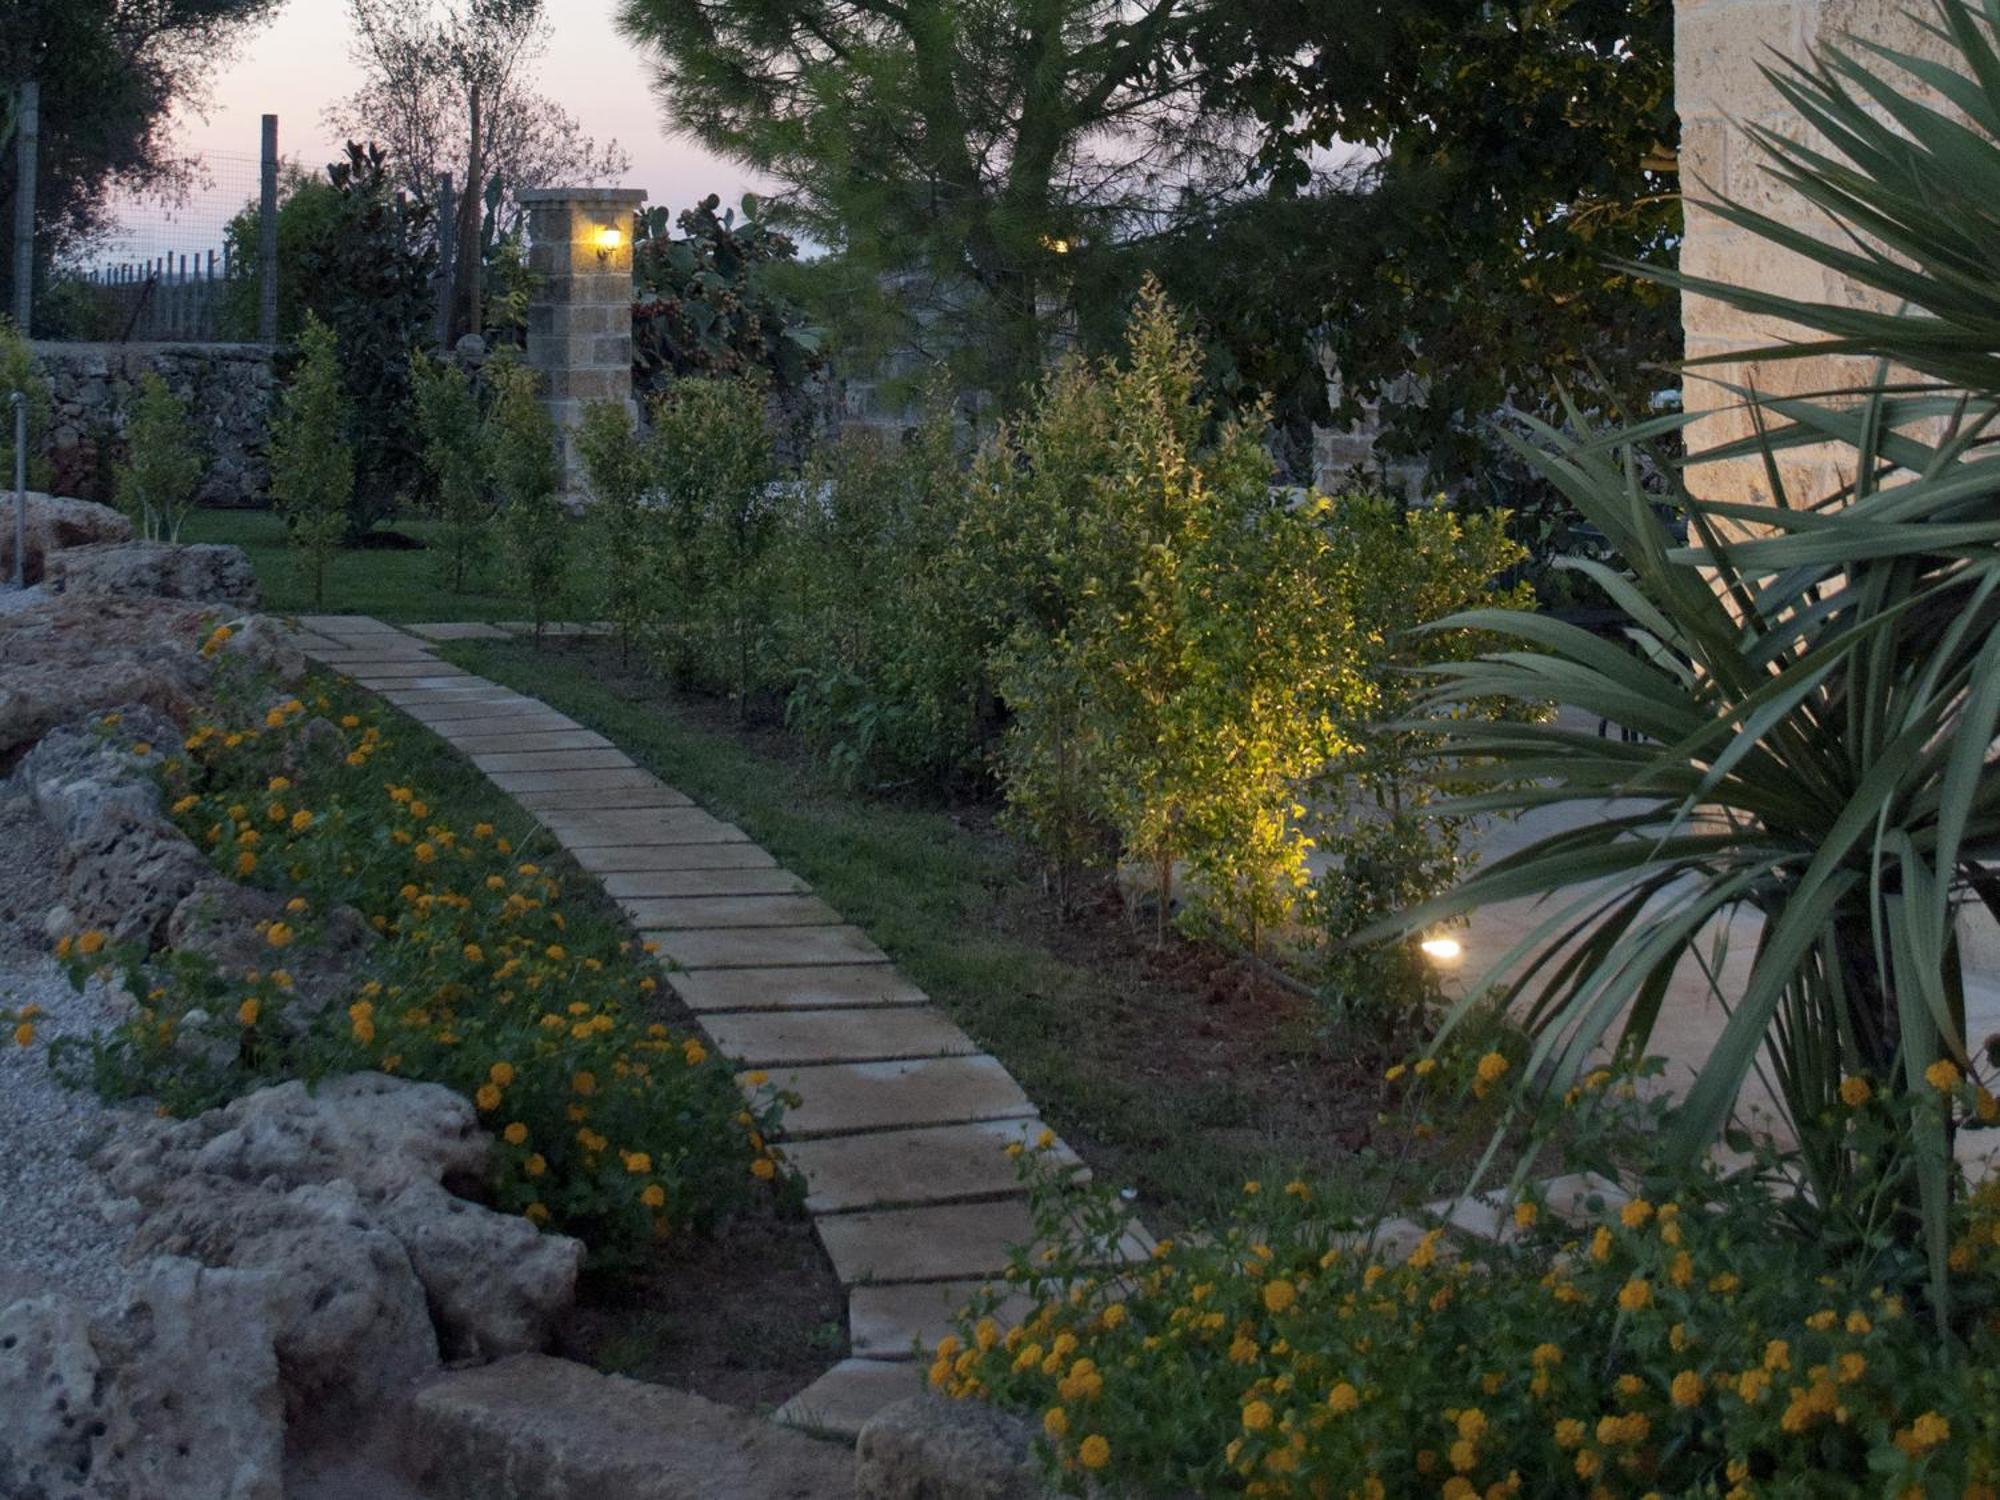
[
  {"xmin": 487, "ymin": 354, "xmax": 568, "ymax": 638},
  {"xmin": 268, "ymin": 315, "xmax": 354, "ymax": 606},
  {"xmin": 631, "ymin": 194, "xmax": 823, "ymax": 398},
  {"xmin": 114, "ymin": 372, "xmax": 205, "ymax": 542},
  {"xmin": 943, "ymin": 1092, "xmax": 2000, "ymax": 1498},
  {"xmin": 0, "ymin": 317, "xmax": 51, "ymax": 492},
  {"xmin": 574, "ymin": 398, "xmax": 661, "ymax": 662},
  {"xmin": 52, "ymin": 661, "xmax": 784, "ymax": 1261},
  {"xmin": 410, "ymin": 353, "xmax": 492, "ymax": 593}
]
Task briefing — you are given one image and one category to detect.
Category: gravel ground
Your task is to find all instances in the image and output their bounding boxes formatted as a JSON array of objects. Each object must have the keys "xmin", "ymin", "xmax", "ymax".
[
  {"xmin": 0, "ymin": 785, "xmax": 137, "ymax": 1308},
  {"xmin": 0, "ymin": 582, "xmax": 51, "ymax": 616}
]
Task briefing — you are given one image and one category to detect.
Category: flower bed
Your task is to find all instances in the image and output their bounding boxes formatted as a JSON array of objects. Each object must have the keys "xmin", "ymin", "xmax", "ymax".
[
  {"xmin": 941, "ymin": 1118, "xmax": 2000, "ymax": 1498},
  {"xmin": 52, "ymin": 641, "xmax": 784, "ymax": 1262}
]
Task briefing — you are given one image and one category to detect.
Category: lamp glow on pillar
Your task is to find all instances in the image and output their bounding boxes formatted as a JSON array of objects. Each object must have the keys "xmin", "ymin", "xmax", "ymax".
[
  {"xmin": 592, "ymin": 223, "xmax": 624, "ymax": 263},
  {"xmin": 1419, "ymin": 933, "xmax": 1464, "ymax": 966}
]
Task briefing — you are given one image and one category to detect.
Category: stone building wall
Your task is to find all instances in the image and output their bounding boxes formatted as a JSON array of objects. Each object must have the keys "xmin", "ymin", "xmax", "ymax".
[
  {"xmin": 29, "ymin": 342, "xmax": 278, "ymax": 508},
  {"xmin": 1677, "ymin": 0, "xmax": 1955, "ymax": 505}
]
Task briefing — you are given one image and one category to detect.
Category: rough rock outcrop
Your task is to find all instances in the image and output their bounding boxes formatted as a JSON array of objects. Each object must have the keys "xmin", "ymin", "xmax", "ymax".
[
  {"xmin": 93, "ymin": 1076, "xmax": 584, "ymax": 1418},
  {"xmin": 0, "ymin": 492, "xmax": 132, "ymax": 585},
  {"xmin": 49, "ymin": 540, "xmax": 260, "ymax": 608},
  {"xmin": 856, "ymin": 1396, "xmax": 1053, "ymax": 1500},
  {"xmin": 0, "ymin": 597, "xmax": 214, "ymax": 764},
  {"xmin": 0, "ymin": 1259, "xmax": 287, "ymax": 1500},
  {"xmin": 166, "ymin": 878, "xmax": 377, "ymax": 1024}
]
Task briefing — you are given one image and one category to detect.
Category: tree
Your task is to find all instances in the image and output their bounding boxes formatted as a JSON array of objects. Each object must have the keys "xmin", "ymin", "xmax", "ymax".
[
  {"xmin": 1193, "ymin": 0, "xmax": 1681, "ymax": 486},
  {"xmin": 487, "ymin": 354, "xmax": 566, "ymax": 639},
  {"xmin": 0, "ymin": 1, "xmax": 280, "ymax": 324},
  {"xmin": 269, "ymin": 315, "xmax": 355, "ymax": 606},
  {"xmin": 115, "ymin": 372, "xmax": 205, "ymax": 541},
  {"xmin": 616, "ymin": 0, "xmax": 1241, "ymax": 400},
  {"xmin": 336, "ymin": 0, "xmax": 627, "ymax": 342}
]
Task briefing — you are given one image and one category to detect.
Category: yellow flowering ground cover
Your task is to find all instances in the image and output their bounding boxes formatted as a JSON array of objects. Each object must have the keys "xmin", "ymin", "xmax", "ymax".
[
  {"xmin": 943, "ymin": 1094, "xmax": 2000, "ymax": 1499},
  {"xmin": 46, "ymin": 651, "xmax": 785, "ymax": 1261}
]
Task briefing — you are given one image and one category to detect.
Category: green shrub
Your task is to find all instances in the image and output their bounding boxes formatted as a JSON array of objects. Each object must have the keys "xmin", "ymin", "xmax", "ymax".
[
  {"xmin": 574, "ymin": 398, "xmax": 662, "ymax": 662},
  {"xmin": 50, "ymin": 662, "xmax": 786, "ymax": 1263},
  {"xmin": 410, "ymin": 353, "xmax": 492, "ymax": 593},
  {"xmin": 268, "ymin": 315, "xmax": 354, "ymax": 606},
  {"xmin": 0, "ymin": 317, "xmax": 51, "ymax": 492},
  {"xmin": 114, "ymin": 372, "xmax": 205, "ymax": 542},
  {"xmin": 648, "ymin": 376, "xmax": 778, "ymax": 702},
  {"xmin": 488, "ymin": 355, "xmax": 568, "ymax": 638}
]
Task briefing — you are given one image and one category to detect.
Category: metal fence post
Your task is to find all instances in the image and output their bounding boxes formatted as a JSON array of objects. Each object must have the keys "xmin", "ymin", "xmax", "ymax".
[
  {"xmin": 435, "ymin": 172, "xmax": 457, "ymax": 348},
  {"xmin": 258, "ymin": 113, "xmax": 279, "ymax": 343},
  {"xmin": 11, "ymin": 81, "xmax": 37, "ymax": 334},
  {"xmin": 10, "ymin": 391, "xmax": 25, "ymax": 590}
]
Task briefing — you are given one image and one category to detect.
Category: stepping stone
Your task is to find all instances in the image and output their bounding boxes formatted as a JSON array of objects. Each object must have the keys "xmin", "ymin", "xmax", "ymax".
[
  {"xmin": 537, "ymin": 807, "xmax": 741, "ymax": 846},
  {"xmin": 309, "ymin": 644, "xmax": 440, "ymax": 663},
  {"xmin": 569, "ymin": 842, "xmax": 778, "ymax": 875},
  {"xmin": 702, "ymin": 1006, "xmax": 975, "ymax": 1067},
  {"xmin": 647, "ymin": 925, "xmax": 888, "ymax": 970},
  {"xmin": 489, "ymin": 766, "xmax": 671, "ymax": 795},
  {"xmin": 356, "ymin": 672, "xmax": 480, "ymax": 690},
  {"xmin": 470, "ymin": 748, "xmax": 635, "ymax": 773},
  {"xmin": 296, "ymin": 614, "xmax": 407, "ymax": 634},
  {"xmin": 436, "ymin": 728, "xmax": 606, "ymax": 753},
  {"xmin": 601, "ymin": 867, "xmax": 808, "ymax": 900},
  {"xmin": 784, "ymin": 1119, "xmax": 1069, "ymax": 1213},
  {"xmin": 815, "ymin": 1199, "xmax": 1145, "ymax": 1285},
  {"xmin": 847, "ymin": 1280, "xmax": 1036, "ymax": 1360},
  {"xmin": 751, "ymin": 1055, "xmax": 1036, "ymax": 1138},
  {"xmin": 618, "ymin": 894, "xmax": 840, "ymax": 930},
  {"xmin": 423, "ymin": 712, "xmax": 586, "ymax": 737},
  {"xmin": 670, "ymin": 964, "xmax": 927, "ymax": 1013},
  {"xmin": 380, "ymin": 688, "xmax": 533, "ymax": 712},
  {"xmin": 773, "ymin": 1358, "xmax": 925, "ymax": 1440},
  {"xmin": 390, "ymin": 701, "xmax": 554, "ymax": 727},
  {"xmin": 405, "ymin": 621, "xmax": 513, "ymax": 640},
  {"xmin": 516, "ymin": 786, "xmax": 695, "ymax": 813}
]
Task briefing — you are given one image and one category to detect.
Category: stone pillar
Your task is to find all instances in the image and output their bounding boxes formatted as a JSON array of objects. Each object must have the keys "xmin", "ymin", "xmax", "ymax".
[
  {"xmin": 520, "ymin": 186, "xmax": 647, "ymax": 497},
  {"xmin": 1676, "ymin": 0, "xmax": 1954, "ymax": 509}
]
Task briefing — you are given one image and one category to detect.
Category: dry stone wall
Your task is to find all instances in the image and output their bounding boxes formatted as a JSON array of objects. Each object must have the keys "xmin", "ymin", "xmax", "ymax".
[
  {"xmin": 29, "ymin": 341, "xmax": 278, "ymax": 509},
  {"xmin": 1677, "ymin": 0, "xmax": 1956, "ymax": 507}
]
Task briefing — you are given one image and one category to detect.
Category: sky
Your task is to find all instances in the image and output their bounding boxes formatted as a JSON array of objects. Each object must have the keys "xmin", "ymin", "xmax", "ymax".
[{"xmin": 101, "ymin": 0, "xmax": 761, "ymax": 265}]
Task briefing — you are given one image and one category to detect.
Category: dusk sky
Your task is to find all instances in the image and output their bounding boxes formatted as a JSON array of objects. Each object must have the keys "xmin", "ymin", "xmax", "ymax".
[{"xmin": 112, "ymin": 1, "xmax": 765, "ymax": 264}]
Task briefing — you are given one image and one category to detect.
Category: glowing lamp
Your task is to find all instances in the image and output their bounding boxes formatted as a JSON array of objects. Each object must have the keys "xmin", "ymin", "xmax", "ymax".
[
  {"xmin": 1419, "ymin": 935, "xmax": 1464, "ymax": 964},
  {"xmin": 593, "ymin": 224, "xmax": 625, "ymax": 251}
]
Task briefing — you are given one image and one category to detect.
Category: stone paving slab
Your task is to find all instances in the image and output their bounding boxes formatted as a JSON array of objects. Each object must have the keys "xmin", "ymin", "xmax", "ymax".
[
  {"xmin": 648, "ymin": 924, "xmax": 888, "ymax": 971},
  {"xmin": 669, "ymin": 964, "xmax": 927, "ymax": 1013},
  {"xmin": 307, "ymin": 643, "xmax": 441, "ymax": 663},
  {"xmin": 749, "ymin": 1055, "xmax": 1036, "ymax": 1138},
  {"xmin": 784, "ymin": 1119, "xmax": 1069, "ymax": 1213},
  {"xmin": 381, "ymin": 688, "xmax": 538, "ymax": 712},
  {"xmin": 357, "ymin": 673, "xmax": 481, "ymax": 691},
  {"xmin": 515, "ymin": 786, "xmax": 697, "ymax": 813},
  {"xmin": 618, "ymin": 894, "xmax": 841, "ymax": 930},
  {"xmin": 816, "ymin": 1199, "xmax": 1148, "ymax": 1285},
  {"xmin": 568, "ymin": 842, "xmax": 779, "ymax": 875},
  {"xmin": 847, "ymin": 1281, "xmax": 1035, "ymax": 1361},
  {"xmin": 405, "ymin": 621, "xmax": 514, "ymax": 640},
  {"xmin": 423, "ymin": 712, "xmax": 587, "ymax": 737},
  {"xmin": 489, "ymin": 766, "xmax": 674, "ymax": 795},
  {"xmin": 601, "ymin": 868, "xmax": 808, "ymax": 901},
  {"xmin": 470, "ymin": 748, "xmax": 635, "ymax": 773},
  {"xmin": 701, "ymin": 1007, "xmax": 976, "ymax": 1067},
  {"xmin": 296, "ymin": 614, "xmax": 409, "ymax": 634},
  {"xmin": 537, "ymin": 807, "xmax": 740, "ymax": 845},
  {"xmin": 772, "ymin": 1358, "xmax": 925, "ymax": 1440},
  {"xmin": 437, "ymin": 729, "xmax": 612, "ymax": 754}
]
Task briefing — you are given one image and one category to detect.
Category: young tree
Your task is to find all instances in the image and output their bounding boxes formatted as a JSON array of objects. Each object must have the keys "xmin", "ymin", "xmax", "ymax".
[
  {"xmin": 574, "ymin": 399, "xmax": 659, "ymax": 664},
  {"xmin": 410, "ymin": 353, "xmax": 490, "ymax": 592},
  {"xmin": 616, "ymin": 0, "xmax": 1241, "ymax": 400},
  {"xmin": 115, "ymin": 372, "xmax": 205, "ymax": 541},
  {"xmin": 486, "ymin": 354, "xmax": 566, "ymax": 639},
  {"xmin": 269, "ymin": 315, "xmax": 354, "ymax": 606}
]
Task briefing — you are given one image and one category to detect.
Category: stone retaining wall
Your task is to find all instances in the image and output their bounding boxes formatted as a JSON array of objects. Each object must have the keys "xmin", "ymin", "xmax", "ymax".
[{"xmin": 29, "ymin": 341, "xmax": 278, "ymax": 508}]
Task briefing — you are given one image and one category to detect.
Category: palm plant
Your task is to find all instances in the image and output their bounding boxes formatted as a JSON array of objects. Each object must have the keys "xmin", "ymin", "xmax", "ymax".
[{"xmin": 1376, "ymin": 0, "xmax": 2000, "ymax": 1305}]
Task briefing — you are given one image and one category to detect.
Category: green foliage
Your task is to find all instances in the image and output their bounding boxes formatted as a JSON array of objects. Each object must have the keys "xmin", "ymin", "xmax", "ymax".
[
  {"xmin": 113, "ymin": 372, "xmax": 204, "ymax": 542},
  {"xmin": 647, "ymin": 376, "xmax": 777, "ymax": 704},
  {"xmin": 0, "ymin": 317, "xmax": 51, "ymax": 491},
  {"xmin": 1376, "ymin": 0, "xmax": 2000, "ymax": 1316},
  {"xmin": 630, "ymin": 195, "xmax": 823, "ymax": 397},
  {"xmin": 487, "ymin": 355, "xmax": 567, "ymax": 638},
  {"xmin": 410, "ymin": 353, "xmax": 492, "ymax": 593},
  {"xmin": 268, "ymin": 316, "xmax": 355, "ymax": 607},
  {"xmin": 220, "ymin": 166, "xmax": 343, "ymax": 343},
  {"xmin": 574, "ymin": 399, "xmax": 659, "ymax": 661},
  {"xmin": 945, "ymin": 1083, "xmax": 2000, "ymax": 1497}
]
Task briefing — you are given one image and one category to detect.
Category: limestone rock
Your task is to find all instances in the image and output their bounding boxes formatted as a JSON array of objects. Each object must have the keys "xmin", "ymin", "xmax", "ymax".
[
  {"xmin": 165, "ymin": 878, "xmax": 377, "ymax": 1024},
  {"xmin": 49, "ymin": 540, "xmax": 261, "ymax": 608},
  {"xmin": 396, "ymin": 1354, "xmax": 857, "ymax": 1500},
  {"xmin": 58, "ymin": 808, "xmax": 212, "ymax": 948},
  {"xmin": 855, "ymin": 1396, "xmax": 1054, "ymax": 1500},
  {"xmin": 14, "ymin": 706, "xmax": 179, "ymax": 843},
  {"xmin": 217, "ymin": 613, "xmax": 307, "ymax": 685},
  {"xmin": 377, "ymin": 1184, "xmax": 581, "ymax": 1361},
  {"xmin": 0, "ymin": 595, "xmax": 212, "ymax": 763},
  {"xmin": 0, "ymin": 492, "xmax": 132, "ymax": 586}
]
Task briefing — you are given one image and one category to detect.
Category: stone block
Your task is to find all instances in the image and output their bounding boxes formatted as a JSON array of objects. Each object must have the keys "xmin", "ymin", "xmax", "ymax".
[
  {"xmin": 515, "ymin": 785, "xmax": 696, "ymax": 813},
  {"xmin": 754, "ymin": 1055, "xmax": 1038, "ymax": 1139},
  {"xmin": 815, "ymin": 1199, "xmax": 1125, "ymax": 1285},
  {"xmin": 568, "ymin": 842, "xmax": 779, "ymax": 875},
  {"xmin": 784, "ymin": 1119, "xmax": 1071, "ymax": 1213},
  {"xmin": 700, "ymin": 1007, "xmax": 976, "ymax": 1067},
  {"xmin": 601, "ymin": 867, "xmax": 808, "ymax": 900},
  {"xmin": 774, "ymin": 1359, "xmax": 926, "ymax": 1442},
  {"xmin": 847, "ymin": 1282, "xmax": 1036, "ymax": 1361},
  {"xmin": 489, "ymin": 766, "xmax": 671, "ymax": 795},
  {"xmin": 648, "ymin": 924, "xmax": 890, "ymax": 970},
  {"xmin": 617, "ymin": 893, "xmax": 841, "ymax": 929},
  {"xmin": 442, "ymin": 729, "xmax": 614, "ymax": 755},
  {"xmin": 671, "ymin": 964, "xmax": 928, "ymax": 1013},
  {"xmin": 854, "ymin": 1395, "xmax": 1052, "ymax": 1500},
  {"xmin": 469, "ymin": 749, "xmax": 635, "ymax": 774},
  {"xmin": 535, "ymin": 806, "xmax": 742, "ymax": 845}
]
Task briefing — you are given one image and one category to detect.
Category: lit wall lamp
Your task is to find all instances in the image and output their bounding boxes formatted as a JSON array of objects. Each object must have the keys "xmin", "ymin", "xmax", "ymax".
[
  {"xmin": 1419, "ymin": 933, "xmax": 1464, "ymax": 967},
  {"xmin": 593, "ymin": 223, "xmax": 625, "ymax": 263}
]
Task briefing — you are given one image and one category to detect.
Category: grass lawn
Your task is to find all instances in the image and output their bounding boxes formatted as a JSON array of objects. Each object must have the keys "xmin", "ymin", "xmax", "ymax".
[
  {"xmin": 182, "ymin": 508, "xmax": 531, "ymax": 623},
  {"xmin": 445, "ymin": 637, "xmax": 1491, "ymax": 1232}
]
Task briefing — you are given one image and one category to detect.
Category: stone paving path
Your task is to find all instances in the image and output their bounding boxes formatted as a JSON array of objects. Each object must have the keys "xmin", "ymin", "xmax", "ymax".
[{"xmin": 291, "ymin": 616, "xmax": 1150, "ymax": 1439}]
